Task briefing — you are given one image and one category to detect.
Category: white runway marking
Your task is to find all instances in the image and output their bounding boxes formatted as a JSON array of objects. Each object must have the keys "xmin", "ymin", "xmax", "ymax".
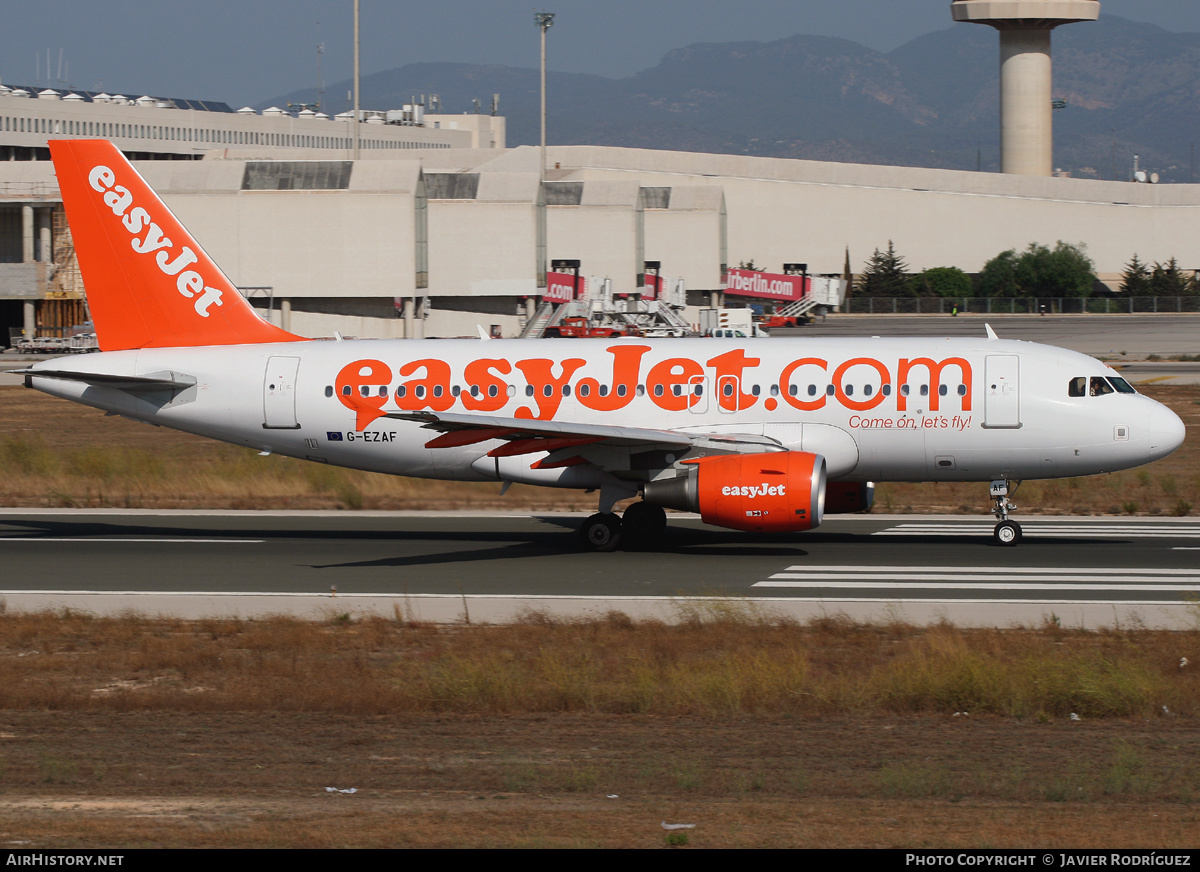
[
  {"xmin": 0, "ymin": 538, "xmax": 263, "ymax": 544},
  {"xmin": 873, "ymin": 522, "xmax": 1200, "ymax": 539},
  {"xmin": 754, "ymin": 565, "xmax": 1200, "ymax": 602}
]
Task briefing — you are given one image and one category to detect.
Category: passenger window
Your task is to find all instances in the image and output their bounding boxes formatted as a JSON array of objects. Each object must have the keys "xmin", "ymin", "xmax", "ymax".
[
  {"xmin": 325, "ymin": 386, "xmax": 334, "ymax": 397},
  {"xmin": 1090, "ymin": 377, "xmax": 1115, "ymax": 396},
  {"xmin": 920, "ymin": 385, "xmax": 929, "ymax": 397},
  {"xmin": 1068, "ymin": 377, "xmax": 1086, "ymax": 397}
]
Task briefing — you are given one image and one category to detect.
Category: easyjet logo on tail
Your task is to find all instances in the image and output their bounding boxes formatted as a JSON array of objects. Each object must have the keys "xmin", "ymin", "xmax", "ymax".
[{"xmin": 87, "ymin": 165, "xmax": 224, "ymax": 317}]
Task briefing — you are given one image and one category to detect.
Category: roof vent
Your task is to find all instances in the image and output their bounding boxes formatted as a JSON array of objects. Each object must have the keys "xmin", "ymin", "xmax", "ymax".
[
  {"xmin": 237, "ymin": 106, "xmax": 257, "ymax": 115},
  {"xmin": 62, "ymin": 92, "xmax": 84, "ymax": 102},
  {"xmin": 262, "ymin": 106, "xmax": 285, "ymax": 116},
  {"xmin": 37, "ymin": 88, "xmax": 60, "ymax": 100},
  {"xmin": 135, "ymin": 95, "xmax": 156, "ymax": 107}
]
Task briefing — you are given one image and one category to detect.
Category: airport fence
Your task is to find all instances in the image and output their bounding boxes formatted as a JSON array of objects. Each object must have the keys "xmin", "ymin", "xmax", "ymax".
[{"xmin": 841, "ymin": 296, "xmax": 1200, "ymax": 315}]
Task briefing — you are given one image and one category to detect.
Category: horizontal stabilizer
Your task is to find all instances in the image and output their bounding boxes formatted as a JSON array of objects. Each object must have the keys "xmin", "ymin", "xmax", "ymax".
[{"xmin": 22, "ymin": 369, "xmax": 197, "ymax": 392}]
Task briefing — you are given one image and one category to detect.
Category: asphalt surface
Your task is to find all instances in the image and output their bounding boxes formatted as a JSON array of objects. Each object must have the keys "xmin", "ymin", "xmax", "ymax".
[{"xmin": 2, "ymin": 510, "xmax": 1198, "ymax": 628}]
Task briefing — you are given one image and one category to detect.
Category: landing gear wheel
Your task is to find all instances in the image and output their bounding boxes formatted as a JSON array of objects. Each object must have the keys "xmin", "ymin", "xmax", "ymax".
[
  {"xmin": 620, "ymin": 502, "xmax": 667, "ymax": 550},
  {"xmin": 579, "ymin": 512, "xmax": 622, "ymax": 552},
  {"xmin": 994, "ymin": 520, "xmax": 1022, "ymax": 546}
]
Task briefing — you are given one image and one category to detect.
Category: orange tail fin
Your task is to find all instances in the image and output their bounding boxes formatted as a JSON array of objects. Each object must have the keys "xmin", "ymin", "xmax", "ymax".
[{"xmin": 50, "ymin": 139, "xmax": 302, "ymax": 350}]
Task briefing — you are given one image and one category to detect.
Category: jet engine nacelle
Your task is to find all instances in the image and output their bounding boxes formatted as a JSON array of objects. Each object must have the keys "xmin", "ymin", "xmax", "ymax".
[
  {"xmin": 824, "ymin": 481, "xmax": 875, "ymax": 514},
  {"xmin": 644, "ymin": 451, "xmax": 826, "ymax": 533}
]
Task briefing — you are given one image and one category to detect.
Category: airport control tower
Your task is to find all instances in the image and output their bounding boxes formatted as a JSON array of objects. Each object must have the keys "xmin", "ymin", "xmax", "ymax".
[{"xmin": 951, "ymin": 1, "xmax": 1099, "ymax": 176}]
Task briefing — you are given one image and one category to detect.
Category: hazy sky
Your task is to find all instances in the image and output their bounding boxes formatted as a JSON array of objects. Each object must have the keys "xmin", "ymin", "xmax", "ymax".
[{"xmin": 2, "ymin": 1, "xmax": 1197, "ymax": 107}]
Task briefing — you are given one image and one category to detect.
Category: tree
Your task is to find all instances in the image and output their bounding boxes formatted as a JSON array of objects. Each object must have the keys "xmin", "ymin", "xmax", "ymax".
[
  {"xmin": 977, "ymin": 249, "xmax": 1020, "ymax": 298},
  {"xmin": 909, "ymin": 266, "xmax": 972, "ymax": 298},
  {"xmin": 1120, "ymin": 254, "xmax": 1152, "ymax": 295},
  {"xmin": 1148, "ymin": 257, "xmax": 1198, "ymax": 296},
  {"xmin": 856, "ymin": 241, "xmax": 912, "ymax": 297},
  {"xmin": 978, "ymin": 242, "xmax": 1095, "ymax": 298}
]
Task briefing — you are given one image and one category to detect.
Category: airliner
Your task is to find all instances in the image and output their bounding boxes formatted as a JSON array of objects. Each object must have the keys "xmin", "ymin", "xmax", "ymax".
[{"xmin": 21, "ymin": 141, "xmax": 1186, "ymax": 549}]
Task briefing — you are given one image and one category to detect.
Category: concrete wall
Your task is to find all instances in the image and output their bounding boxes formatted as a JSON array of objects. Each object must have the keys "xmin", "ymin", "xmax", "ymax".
[
  {"xmin": 427, "ymin": 172, "xmax": 540, "ymax": 298},
  {"xmin": 140, "ymin": 160, "xmax": 423, "ymax": 301},
  {"xmin": 547, "ymin": 145, "xmax": 1200, "ymax": 279}
]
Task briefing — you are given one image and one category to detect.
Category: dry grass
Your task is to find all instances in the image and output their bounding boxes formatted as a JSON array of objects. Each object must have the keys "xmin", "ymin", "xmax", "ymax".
[
  {"xmin": 2, "ymin": 607, "xmax": 1197, "ymax": 720},
  {"xmin": 0, "ymin": 384, "xmax": 1195, "ymax": 513},
  {"xmin": 4, "ymin": 610, "xmax": 1200, "ymax": 847}
]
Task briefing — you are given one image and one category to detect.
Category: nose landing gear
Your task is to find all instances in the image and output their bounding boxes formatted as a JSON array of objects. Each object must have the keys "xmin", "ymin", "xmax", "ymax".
[{"xmin": 990, "ymin": 479, "xmax": 1022, "ymax": 546}]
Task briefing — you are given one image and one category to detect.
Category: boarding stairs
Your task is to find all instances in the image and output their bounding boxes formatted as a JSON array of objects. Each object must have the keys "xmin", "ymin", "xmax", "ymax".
[{"xmin": 519, "ymin": 301, "xmax": 559, "ymax": 339}]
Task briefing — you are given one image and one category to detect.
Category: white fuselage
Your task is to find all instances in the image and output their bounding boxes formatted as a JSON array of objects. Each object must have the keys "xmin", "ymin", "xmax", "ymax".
[{"xmin": 28, "ymin": 336, "xmax": 1185, "ymax": 490}]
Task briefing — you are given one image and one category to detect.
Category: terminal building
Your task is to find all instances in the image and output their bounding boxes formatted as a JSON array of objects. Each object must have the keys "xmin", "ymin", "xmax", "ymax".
[{"xmin": 2, "ymin": 81, "xmax": 1199, "ymax": 344}]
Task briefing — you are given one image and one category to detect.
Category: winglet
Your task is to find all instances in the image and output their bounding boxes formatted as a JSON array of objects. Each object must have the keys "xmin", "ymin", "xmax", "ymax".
[
  {"xmin": 49, "ymin": 140, "xmax": 303, "ymax": 351},
  {"xmin": 984, "ymin": 323, "xmax": 998, "ymax": 341}
]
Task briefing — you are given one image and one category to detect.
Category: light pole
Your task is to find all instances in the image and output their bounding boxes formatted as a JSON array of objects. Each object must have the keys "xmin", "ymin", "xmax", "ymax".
[
  {"xmin": 353, "ymin": 0, "xmax": 361, "ymax": 160},
  {"xmin": 535, "ymin": 12, "xmax": 554, "ymax": 182}
]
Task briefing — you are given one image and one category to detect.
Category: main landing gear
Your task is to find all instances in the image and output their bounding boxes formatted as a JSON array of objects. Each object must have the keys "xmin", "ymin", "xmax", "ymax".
[
  {"xmin": 990, "ymin": 479, "xmax": 1022, "ymax": 546},
  {"xmin": 578, "ymin": 502, "xmax": 668, "ymax": 552}
]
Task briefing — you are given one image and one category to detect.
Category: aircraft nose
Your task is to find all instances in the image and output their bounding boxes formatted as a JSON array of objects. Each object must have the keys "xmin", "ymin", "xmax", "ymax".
[{"xmin": 1147, "ymin": 401, "xmax": 1185, "ymax": 460}]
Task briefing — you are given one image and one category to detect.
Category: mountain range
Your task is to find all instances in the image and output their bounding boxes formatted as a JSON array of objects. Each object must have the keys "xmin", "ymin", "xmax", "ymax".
[{"xmin": 260, "ymin": 15, "xmax": 1200, "ymax": 183}]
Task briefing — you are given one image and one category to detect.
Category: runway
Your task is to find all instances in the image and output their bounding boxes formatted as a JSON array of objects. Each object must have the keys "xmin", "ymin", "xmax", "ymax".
[{"xmin": 2, "ymin": 510, "xmax": 1198, "ymax": 629}]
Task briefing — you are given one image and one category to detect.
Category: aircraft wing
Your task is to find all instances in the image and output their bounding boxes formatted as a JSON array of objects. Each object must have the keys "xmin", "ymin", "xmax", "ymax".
[{"xmin": 388, "ymin": 410, "xmax": 784, "ymax": 471}]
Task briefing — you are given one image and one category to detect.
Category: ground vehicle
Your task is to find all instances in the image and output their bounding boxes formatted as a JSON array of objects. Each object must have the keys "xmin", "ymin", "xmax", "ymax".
[
  {"xmin": 23, "ymin": 140, "xmax": 1186, "ymax": 551},
  {"xmin": 544, "ymin": 317, "xmax": 641, "ymax": 339},
  {"xmin": 762, "ymin": 313, "xmax": 811, "ymax": 329}
]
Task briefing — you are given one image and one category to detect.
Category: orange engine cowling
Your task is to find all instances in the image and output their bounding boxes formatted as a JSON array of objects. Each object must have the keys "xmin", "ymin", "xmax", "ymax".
[{"xmin": 644, "ymin": 451, "xmax": 827, "ymax": 533}]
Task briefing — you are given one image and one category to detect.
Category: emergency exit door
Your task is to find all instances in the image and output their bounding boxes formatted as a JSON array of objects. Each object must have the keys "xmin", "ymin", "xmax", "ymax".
[{"xmin": 983, "ymin": 354, "xmax": 1020, "ymax": 429}]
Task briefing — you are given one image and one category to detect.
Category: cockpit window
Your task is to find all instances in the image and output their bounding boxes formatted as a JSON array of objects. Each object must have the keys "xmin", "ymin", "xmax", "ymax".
[
  {"xmin": 1090, "ymin": 376, "xmax": 1115, "ymax": 396},
  {"xmin": 1109, "ymin": 377, "xmax": 1136, "ymax": 394},
  {"xmin": 1068, "ymin": 377, "xmax": 1086, "ymax": 397}
]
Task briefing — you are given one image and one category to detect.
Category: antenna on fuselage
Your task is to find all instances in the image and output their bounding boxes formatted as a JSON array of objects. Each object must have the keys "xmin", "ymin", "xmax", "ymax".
[{"xmin": 984, "ymin": 323, "xmax": 999, "ymax": 341}]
